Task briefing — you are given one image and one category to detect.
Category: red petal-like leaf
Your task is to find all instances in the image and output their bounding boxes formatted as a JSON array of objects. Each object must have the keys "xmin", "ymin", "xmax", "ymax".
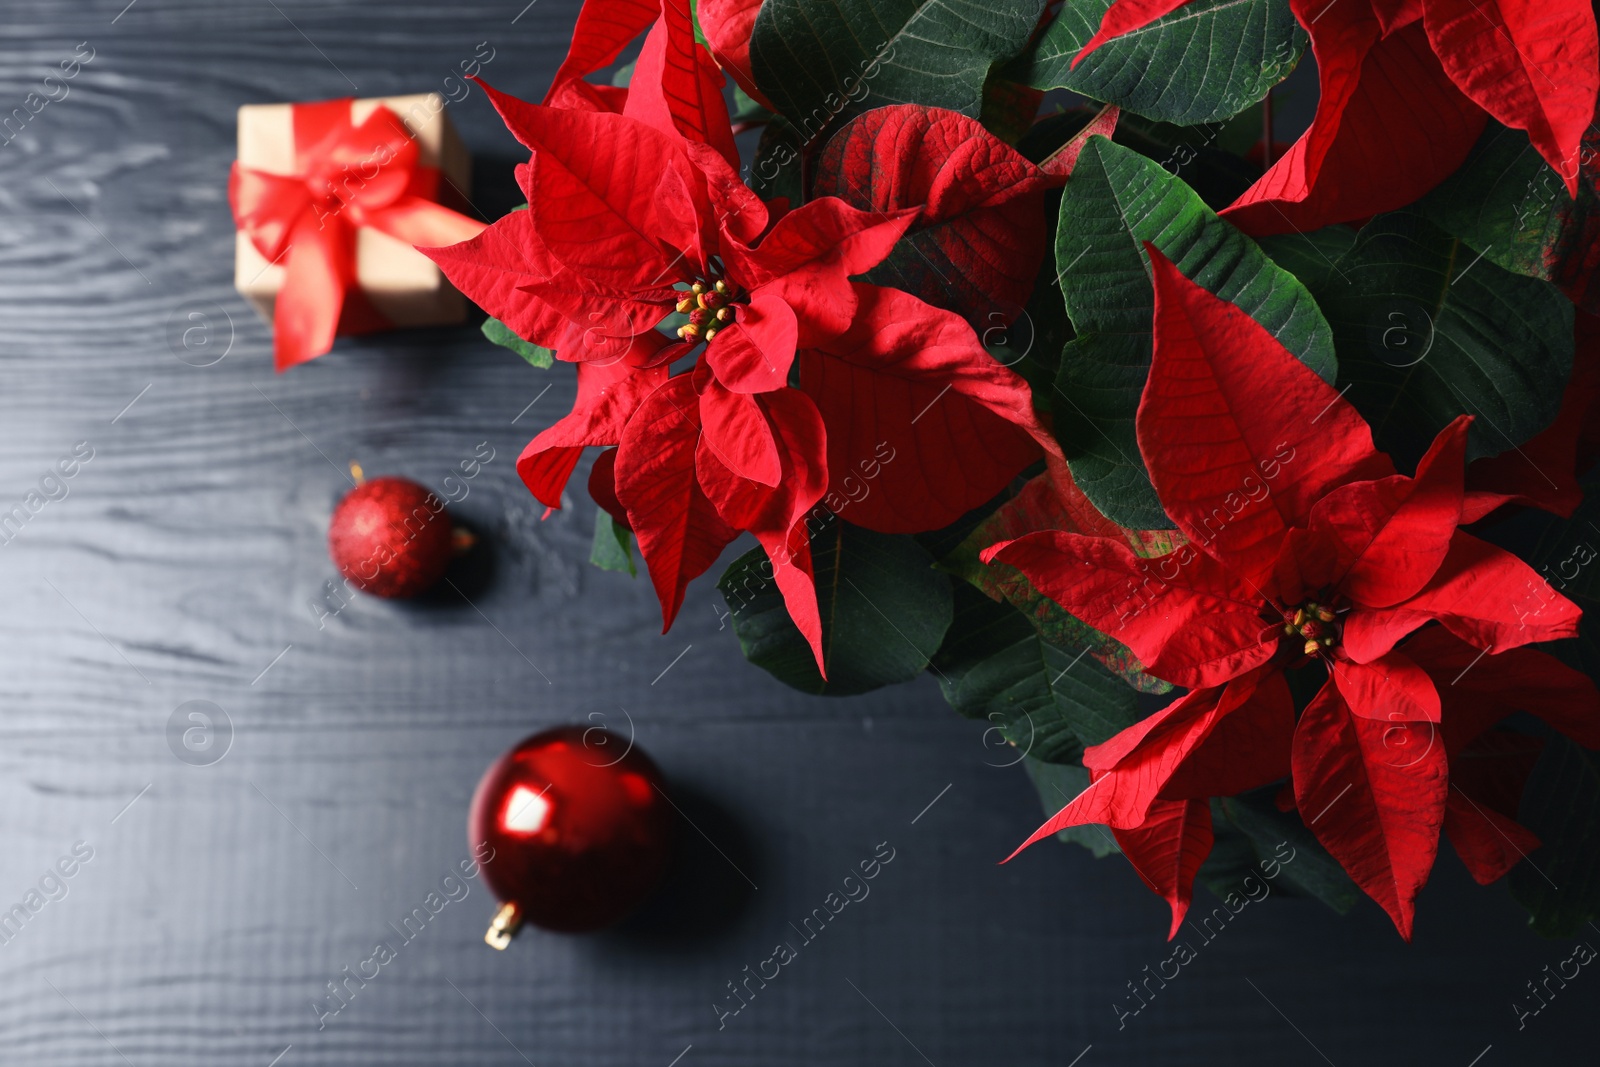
[
  {"xmin": 1006, "ymin": 676, "xmax": 1264, "ymax": 856},
  {"xmin": 1112, "ymin": 797, "xmax": 1214, "ymax": 941},
  {"xmin": 460, "ymin": 161, "xmax": 681, "ymax": 349},
  {"xmin": 614, "ymin": 375, "xmax": 740, "ymax": 629},
  {"xmin": 1073, "ymin": 0, "xmax": 1193, "ymax": 66},
  {"xmin": 730, "ymin": 197, "xmax": 915, "ymax": 287},
  {"xmin": 1222, "ymin": 14, "xmax": 1486, "ymax": 235},
  {"xmin": 951, "ymin": 459, "xmax": 1180, "ymax": 692},
  {"xmin": 800, "ymin": 284, "xmax": 1048, "ymax": 534},
  {"xmin": 1139, "ymin": 246, "xmax": 1392, "ymax": 585},
  {"xmin": 1371, "ymin": 0, "xmax": 1424, "ymax": 34},
  {"xmin": 1442, "ymin": 729, "xmax": 1545, "ymax": 885},
  {"xmin": 544, "ymin": 0, "xmax": 661, "ymax": 106},
  {"xmin": 517, "ymin": 339, "xmax": 672, "ymax": 508},
  {"xmin": 1004, "ymin": 694, "xmax": 1203, "ymax": 851},
  {"xmin": 697, "ymin": 387, "xmax": 831, "ymax": 673},
  {"xmin": 419, "ymin": 209, "xmax": 577, "ymax": 349},
  {"xmin": 985, "ymin": 530, "xmax": 1273, "ymax": 688},
  {"xmin": 1290, "ymin": 416, "xmax": 1470, "ymax": 609},
  {"xmin": 1332, "ymin": 652, "xmax": 1442, "ymax": 724},
  {"xmin": 1444, "ymin": 789, "xmax": 1541, "ymax": 885},
  {"xmin": 703, "ymin": 289, "xmax": 798, "ymax": 394},
  {"xmin": 1405, "ymin": 626, "xmax": 1600, "ymax": 751},
  {"xmin": 698, "ymin": 377, "xmax": 782, "ymax": 487},
  {"xmin": 1344, "ymin": 531, "xmax": 1582, "ymax": 660},
  {"xmin": 698, "ymin": 0, "xmax": 771, "ymax": 110},
  {"xmin": 1423, "ymin": 0, "xmax": 1600, "ymax": 196},
  {"xmin": 517, "ymin": 262, "xmax": 675, "ymax": 344},
  {"xmin": 761, "ymin": 519, "xmax": 824, "ymax": 677},
  {"xmin": 727, "ymin": 199, "xmax": 917, "ymax": 346},
  {"xmin": 474, "ymin": 80, "xmax": 700, "ymax": 287},
  {"xmin": 814, "ymin": 105, "xmax": 1052, "ymax": 325},
  {"xmin": 683, "ymin": 137, "xmax": 771, "ymax": 246},
  {"xmin": 1159, "ymin": 670, "xmax": 1294, "ymax": 800},
  {"xmin": 624, "ymin": 0, "xmax": 740, "ymax": 167},
  {"xmin": 696, "ymin": 388, "xmax": 829, "ymax": 539},
  {"xmin": 1293, "ymin": 680, "xmax": 1448, "ymax": 940},
  {"xmin": 545, "ymin": 79, "xmax": 631, "ymax": 114}
]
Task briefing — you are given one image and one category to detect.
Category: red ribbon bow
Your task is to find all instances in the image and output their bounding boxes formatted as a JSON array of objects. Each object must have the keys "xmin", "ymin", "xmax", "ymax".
[{"xmin": 230, "ymin": 99, "xmax": 486, "ymax": 370}]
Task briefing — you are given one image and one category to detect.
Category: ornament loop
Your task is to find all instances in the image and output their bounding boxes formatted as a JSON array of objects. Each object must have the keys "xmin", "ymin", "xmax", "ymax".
[{"xmin": 485, "ymin": 901, "xmax": 522, "ymax": 950}]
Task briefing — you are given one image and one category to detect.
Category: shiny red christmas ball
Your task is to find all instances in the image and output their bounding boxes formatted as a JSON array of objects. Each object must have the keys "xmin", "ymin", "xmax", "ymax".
[
  {"xmin": 327, "ymin": 477, "xmax": 453, "ymax": 598},
  {"xmin": 469, "ymin": 725, "xmax": 675, "ymax": 939}
]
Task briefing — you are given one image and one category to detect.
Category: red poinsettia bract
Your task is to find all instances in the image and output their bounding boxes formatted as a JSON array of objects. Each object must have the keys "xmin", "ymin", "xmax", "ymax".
[
  {"xmin": 1076, "ymin": 0, "xmax": 1599, "ymax": 232},
  {"xmin": 983, "ymin": 246, "xmax": 1596, "ymax": 938},
  {"xmin": 423, "ymin": 2, "xmax": 1058, "ymax": 673},
  {"xmin": 425, "ymin": 83, "xmax": 905, "ymax": 664},
  {"xmin": 698, "ymin": 0, "xmax": 771, "ymax": 112}
]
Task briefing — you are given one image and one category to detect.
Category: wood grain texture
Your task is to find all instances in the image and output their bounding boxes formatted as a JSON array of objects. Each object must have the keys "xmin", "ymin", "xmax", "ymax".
[{"xmin": 0, "ymin": 2, "xmax": 1588, "ymax": 1064}]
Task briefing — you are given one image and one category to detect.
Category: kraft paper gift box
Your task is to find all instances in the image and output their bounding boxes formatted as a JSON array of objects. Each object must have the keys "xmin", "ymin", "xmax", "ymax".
[{"xmin": 232, "ymin": 93, "xmax": 479, "ymax": 366}]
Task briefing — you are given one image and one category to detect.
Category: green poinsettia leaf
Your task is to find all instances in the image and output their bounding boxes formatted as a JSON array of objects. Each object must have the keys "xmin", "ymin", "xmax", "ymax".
[
  {"xmin": 1302, "ymin": 209, "xmax": 1573, "ymax": 469},
  {"xmin": 731, "ymin": 84, "xmax": 772, "ymax": 126},
  {"xmin": 979, "ymin": 77, "xmax": 1045, "ymax": 145},
  {"xmin": 1527, "ymin": 476, "xmax": 1600, "ymax": 679},
  {"xmin": 1195, "ymin": 802, "xmax": 1272, "ymax": 903},
  {"xmin": 1018, "ymin": 0, "xmax": 1305, "ymax": 125},
  {"xmin": 1255, "ymin": 225, "xmax": 1358, "ymax": 294},
  {"xmin": 749, "ymin": 0, "xmax": 1047, "ymax": 136},
  {"xmin": 718, "ymin": 521, "xmax": 953, "ymax": 696},
  {"xmin": 589, "ymin": 511, "xmax": 636, "ymax": 576},
  {"xmin": 1511, "ymin": 736, "xmax": 1600, "ymax": 937},
  {"xmin": 1023, "ymin": 759, "xmax": 1121, "ymax": 858},
  {"xmin": 1421, "ymin": 113, "xmax": 1600, "ymax": 314},
  {"xmin": 932, "ymin": 584, "xmax": 1143, "ymax": 764},
  {"xmin": 481, "ymin": 317, "xmax": 553, "ymax": 368},
  {"xmin": 1006, "ymin": 224, "xmax": 1075, "ymax": 410},
  {"xmin": 1018, "ymin": 110, "xmax": 1259, "ymax": 213},
  {"xmin": 1055, "ymin": 332, "xmax": 1169, "ymax": 529},
  {"xmin": 1220, "ymin": 791, "xmax": 1362, "ymax": 915},
  {"xmin": 1053, "ymin": 136, "xmax": 1337, "ymax": 528},
  {"xmin": 944, "ymin": 468, "xmax": 1175, "ymax": 694},
  {"xmin": 746, "ymin": 115, "xmax": 805, "ymax": 203}
]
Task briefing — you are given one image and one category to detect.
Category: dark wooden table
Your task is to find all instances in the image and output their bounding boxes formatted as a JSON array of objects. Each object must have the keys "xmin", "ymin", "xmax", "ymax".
[{"xmin": 0, "ymin": 2, "xmax": 1589, "ymax": 1064}]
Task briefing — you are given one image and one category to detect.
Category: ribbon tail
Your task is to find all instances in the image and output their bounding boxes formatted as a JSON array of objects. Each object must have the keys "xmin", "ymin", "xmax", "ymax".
[{"xmin": 275, "ymin": 214, "xmax": 356, "ymax": 371}]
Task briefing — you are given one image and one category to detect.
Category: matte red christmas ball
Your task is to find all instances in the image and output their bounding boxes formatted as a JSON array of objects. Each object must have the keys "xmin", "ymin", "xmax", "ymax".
[
  {"xmin": 469, "ymin": 725, "xmax": 676, "ymax": 943},
  {"xmin": 327, "ymin": 476, "xmax": 454, "ymax": 598}
]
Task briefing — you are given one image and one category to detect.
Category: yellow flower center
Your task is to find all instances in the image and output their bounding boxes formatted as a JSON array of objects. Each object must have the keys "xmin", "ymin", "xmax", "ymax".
[
  {"xmin": 674, "ymin": 279, "xmax": 743, "ymax": 344},
  {"xmin": 1283, "ymin": 600, "xmax": 1341, "ymax": 656}
]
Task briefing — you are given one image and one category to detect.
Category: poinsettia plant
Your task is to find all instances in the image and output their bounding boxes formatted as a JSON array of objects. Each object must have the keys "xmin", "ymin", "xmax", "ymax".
[{"xmin": 425, "ymin": 0, "xmax": 1600, "ymax": 940}]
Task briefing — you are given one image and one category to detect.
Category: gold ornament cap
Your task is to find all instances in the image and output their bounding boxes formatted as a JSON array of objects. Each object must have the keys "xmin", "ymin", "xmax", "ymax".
[{"xmin": 485, "ymin": 901, "xmax": 522, "ymax": 950}]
